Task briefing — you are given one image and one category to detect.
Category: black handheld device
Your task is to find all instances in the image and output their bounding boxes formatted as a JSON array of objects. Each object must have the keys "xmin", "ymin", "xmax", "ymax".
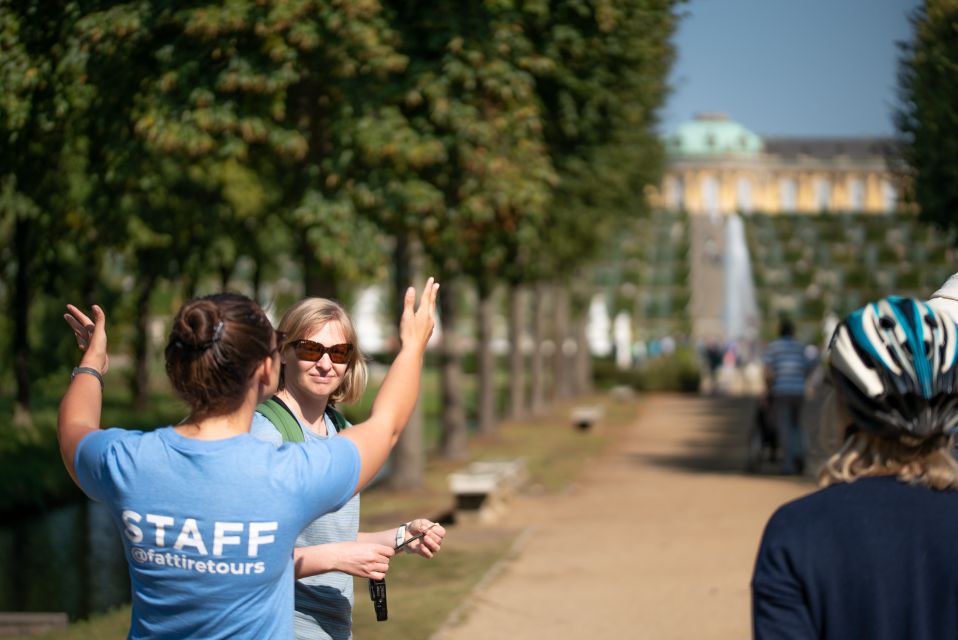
[{"xmin": 369, "ymin": 578, "xmax": 388, "ymax": 622}]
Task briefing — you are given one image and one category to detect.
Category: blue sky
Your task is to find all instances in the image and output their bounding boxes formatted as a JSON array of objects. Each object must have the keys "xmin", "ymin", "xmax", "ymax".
[{"xmin": 661, "ymin": 0, "xmax": 921, "ymax": 137}]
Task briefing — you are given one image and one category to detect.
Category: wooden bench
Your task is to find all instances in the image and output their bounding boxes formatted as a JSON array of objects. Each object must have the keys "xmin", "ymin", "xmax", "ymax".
[
  {"xmin": 0, "ymin": 613, "xmax": 68, "ymax": 637},
  {"xmin": 448, "ymin": 458, "xmax": 528, "ymax": 522},
  {"xmin": 570, "ymin": 405, "xmax": 605, "ymax": 431}
]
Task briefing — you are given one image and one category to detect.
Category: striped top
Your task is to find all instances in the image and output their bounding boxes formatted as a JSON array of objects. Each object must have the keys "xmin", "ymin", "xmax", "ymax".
[
  {"xmin": 763, "ymin": 336, "xmax": 812, "ymax": 396},
  {"xmin": 251, "ymin": 411, "xmax": 361, "ymax": 640},
  {"xmin": 929, "ymin": 271, "xmax": 958, "ymax": 324}
]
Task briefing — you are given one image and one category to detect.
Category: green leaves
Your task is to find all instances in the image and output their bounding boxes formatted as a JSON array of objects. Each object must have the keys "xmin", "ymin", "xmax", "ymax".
[
  {"xmin": 0, "ymin": 0, "xmax": 677, "ymax": 411},
  {"xmin": 897, "ymin": 0, "xmax": 958, "ymax": 233}
]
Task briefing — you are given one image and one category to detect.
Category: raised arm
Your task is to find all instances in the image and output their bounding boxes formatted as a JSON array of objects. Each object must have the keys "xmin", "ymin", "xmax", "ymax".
[
  {"xmin": 58, "ymin": 304, "xmax": 110, "ymax": 486},
  {"xmin": 341, "ymin": 278, "xmax": 439, "ymax": 492}
]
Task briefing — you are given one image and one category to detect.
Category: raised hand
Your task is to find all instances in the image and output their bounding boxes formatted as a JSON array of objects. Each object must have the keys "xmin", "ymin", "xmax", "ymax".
[
  {"xmin": 64, "ymin": 304, "xmax": 109, "ymax": 375},
  {"xmin": 399, "ymin": 277, "xmax": 440, "ymax": 353}
]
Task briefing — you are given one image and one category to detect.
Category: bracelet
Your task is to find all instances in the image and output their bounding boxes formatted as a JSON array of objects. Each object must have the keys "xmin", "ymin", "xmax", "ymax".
[
  {"xmin": 71, "ymin": 366, "xmax": 104, "ymax": 391},
  {"xmin": 395, "ymin": 523, "xmax": 408, "ymax": 549}
]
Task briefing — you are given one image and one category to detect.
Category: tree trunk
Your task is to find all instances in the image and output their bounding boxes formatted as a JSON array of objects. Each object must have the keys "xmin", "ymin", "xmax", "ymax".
[
  {"xmin": 182, "ymin": 271, "xmax": 199, "ymax": 300},
  {"xmin": 12, "ymin": 216, "xmax": 33, "ymax": 427},
  {"xmin": 530, "ymin": 282, "xmax": 549, "ymax": 416},
  {"xmin": 438, "ymin": 279, "xmax": 468, "ymax": 458},
  {"xmin": 301, "ymin": 236, "xmax": 338, "ymax": 299},
  {"xmin": 476, "ymin": 281, "xmax": 497, "ymax": 436},
  {"xmin": 131, "ymin": 272, "xmax": 158, "ymax": 411},
  {"xmin": 387, "ymin": 234, "xmax": 425, "ymax": 489},
  {"xmin": 219, "ymin": 262, "xmax": 232, "ymax": 291},
  {"xmin": 81, "ymin": 250, "xmax": 103, "ymax": 309},
  {"xmin": 575, "ymin": 311, "xmax": 593, "ymax": 395},
  {"xmin": 507, "ymin": 284, "xmax": 527, "ymax": 420},
  {"xmin": 251, "ymin": 255, "xmax": 263, "ymax": 306},
  {"xmin": 553, "ymin": 285, "xmax": 572, "ymax": 400}
]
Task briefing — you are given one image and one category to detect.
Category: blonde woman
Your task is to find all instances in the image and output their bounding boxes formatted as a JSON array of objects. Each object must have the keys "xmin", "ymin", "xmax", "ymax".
[{"xmin": 251, "ymin": 297, "xmax": 446, "ymax": 639}]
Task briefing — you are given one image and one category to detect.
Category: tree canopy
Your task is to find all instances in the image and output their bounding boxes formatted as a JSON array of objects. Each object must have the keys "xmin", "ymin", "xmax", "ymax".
[
  {"xmin": 897, "ymin": 0, "xmax": 958, "ymax": 234},
  {"xmin": 0, "ymin": 0, "xmax": 679, "ymax": 442}
]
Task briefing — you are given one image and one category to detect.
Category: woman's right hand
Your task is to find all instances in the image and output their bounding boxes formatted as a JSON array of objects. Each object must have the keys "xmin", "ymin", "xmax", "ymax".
[
  {"xmin": 330, "ymin": 542, "xmax": 396, "ymax": 580},
  {"xmin": 399, "ymin": 277, "xmax": 440, "ymax": 354},
  {"xmin": 294, "ymin": 541, "xmax": 395, "ymax": 580},
  {"xmin": 64, "ymin": 304, "xmax": 109, "ymax": 375}
]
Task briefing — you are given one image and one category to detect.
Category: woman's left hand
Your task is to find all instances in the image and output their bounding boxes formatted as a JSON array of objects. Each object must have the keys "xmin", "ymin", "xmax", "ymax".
[{"xmin": 404, "ymin": 518, "xmax": 446, "ymax": 559}]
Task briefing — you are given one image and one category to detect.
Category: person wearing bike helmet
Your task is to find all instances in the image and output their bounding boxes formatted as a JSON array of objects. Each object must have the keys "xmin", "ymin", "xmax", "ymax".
[{"xmin": 752, "ymin": 296, "xmax": 958, "ymax": 640}]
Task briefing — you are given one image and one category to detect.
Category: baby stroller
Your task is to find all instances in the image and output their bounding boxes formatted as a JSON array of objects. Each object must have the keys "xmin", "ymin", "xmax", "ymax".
[{"xmin": 745, "ymin": 397, "xmax": 778, "ymax": 473}]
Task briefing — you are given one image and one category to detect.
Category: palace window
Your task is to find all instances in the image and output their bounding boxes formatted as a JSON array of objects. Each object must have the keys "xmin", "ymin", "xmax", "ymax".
[
  {"xmin": 779, "ymin": 178, "xmax": 797, "ymax": 211},
  {"xmin": 701, "ymin": 176, "xmax": 719, "ymax": 213},
  {"xmin": 670, "ymin": 176, "xmax": 686, "ymax": 210},
  {"xmin": 815, "ymin": 178, "xmax": 831, "ymax": 211},
  {"xmin": 736, "ymin": 177, "xmax": 752, "ymax": 213},
  {"xmin": 882, "ymin": 180, "xmax": 897, "ymax": 212},
  {"xmin": 849, "ymin": 177, "xmax": 865, "ymax": 211}
]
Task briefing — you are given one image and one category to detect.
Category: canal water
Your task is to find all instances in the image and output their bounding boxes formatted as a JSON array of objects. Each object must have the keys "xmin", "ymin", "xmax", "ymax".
[{"xmin": 0, "ymin": 500, "xmax": 130, "ymax": 620}]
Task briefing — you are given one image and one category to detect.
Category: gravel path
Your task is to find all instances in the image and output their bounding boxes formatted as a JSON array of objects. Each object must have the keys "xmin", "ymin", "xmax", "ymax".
[{"xmin": 432, "ymin": 393, "xmax": 816, "ymax": 640}]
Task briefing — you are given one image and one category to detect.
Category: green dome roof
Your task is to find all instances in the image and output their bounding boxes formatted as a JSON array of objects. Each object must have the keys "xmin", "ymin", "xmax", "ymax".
[{"xmin": 666, "ymin": 114, "xmax": 763, "ymax": 156}]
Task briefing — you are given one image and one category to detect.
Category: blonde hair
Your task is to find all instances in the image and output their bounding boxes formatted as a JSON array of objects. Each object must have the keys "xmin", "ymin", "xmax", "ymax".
[
  {"xmin": 277, "ymin": 298, "xmax": 368, "ymax": 405},
  {"xmin": 819, "ymin": 387, "xmax": 958, "ymax": 491}
]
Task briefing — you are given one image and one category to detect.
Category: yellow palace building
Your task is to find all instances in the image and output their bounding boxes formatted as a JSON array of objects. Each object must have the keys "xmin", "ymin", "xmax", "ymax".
[{"xmin": 657, "ymin": 113, "xmax": 902, "ymax": 215}]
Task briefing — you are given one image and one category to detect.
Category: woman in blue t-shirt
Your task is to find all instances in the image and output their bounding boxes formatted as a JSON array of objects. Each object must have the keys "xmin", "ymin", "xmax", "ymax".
[
  {"xmin": 58, "ymin": 279, "xmax": 439, "ymax": 639},
  {"xmin": 752, "ymin": 296, "xmax": 958, "ymax": 639},
  {"xmin": 250, "ymin": 296, "xmax": 446, "ymax": 639}
]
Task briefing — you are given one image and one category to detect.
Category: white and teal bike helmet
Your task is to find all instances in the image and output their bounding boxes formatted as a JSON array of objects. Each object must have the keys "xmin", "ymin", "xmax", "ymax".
[{"xmin": 828, "ymin": 296, "xmax": 958, "ymax": 439}]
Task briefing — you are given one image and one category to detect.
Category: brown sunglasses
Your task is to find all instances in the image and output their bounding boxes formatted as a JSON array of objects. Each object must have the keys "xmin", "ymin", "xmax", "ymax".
[{"xmin": 290, "ymin": 339, "xmax": 353, "ymax": 364}]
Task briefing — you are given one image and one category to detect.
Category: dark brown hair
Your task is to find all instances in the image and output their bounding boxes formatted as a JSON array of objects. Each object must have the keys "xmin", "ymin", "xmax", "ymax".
[{"xmin": 165, "ymin": 293, "xmax": 275, "ymax": 419}]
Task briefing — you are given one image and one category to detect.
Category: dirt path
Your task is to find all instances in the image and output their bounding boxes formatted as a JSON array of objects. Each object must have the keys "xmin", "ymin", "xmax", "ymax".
[{"xmin": 432, "ymin": 394, "xmax": 815, "ymax": 640}]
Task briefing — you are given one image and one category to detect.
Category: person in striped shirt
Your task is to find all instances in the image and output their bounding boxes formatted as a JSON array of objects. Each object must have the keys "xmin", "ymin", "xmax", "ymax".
[{"xmin": 763, "ymin": 318, "xmax": 815, "ymax": 474}]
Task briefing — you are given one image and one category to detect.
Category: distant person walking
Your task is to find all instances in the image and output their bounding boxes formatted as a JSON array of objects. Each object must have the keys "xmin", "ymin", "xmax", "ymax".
[{"xmin": 763, "ymin": 318, "xmax": 814, "ymax": 474}]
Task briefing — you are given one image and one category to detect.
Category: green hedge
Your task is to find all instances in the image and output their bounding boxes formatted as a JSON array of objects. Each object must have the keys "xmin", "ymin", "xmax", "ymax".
[{"xmin": 593, "ymin": 347, "xmax": 701, "ymax": 393}]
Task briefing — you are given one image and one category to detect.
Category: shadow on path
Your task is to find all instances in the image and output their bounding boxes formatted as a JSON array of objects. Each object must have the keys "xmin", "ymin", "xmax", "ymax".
[{"xmin": 626, "ymin": 394, "xmax": 766, "ymax": 475}]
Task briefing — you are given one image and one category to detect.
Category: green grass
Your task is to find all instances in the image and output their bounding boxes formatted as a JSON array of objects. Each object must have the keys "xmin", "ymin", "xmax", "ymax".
[{"xmin": 7, "ymin": 608, "xmax": 132, "ymax": 640}]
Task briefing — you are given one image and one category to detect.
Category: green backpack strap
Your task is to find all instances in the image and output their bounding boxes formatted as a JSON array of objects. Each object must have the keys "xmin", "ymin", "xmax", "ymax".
[
  {"xmin": 325, "ymin": 405, "xmax": 349, "ymax": 433},
  {"xmin": 256, "ymin": 397, "xmax": 305, "ymax": 443}
]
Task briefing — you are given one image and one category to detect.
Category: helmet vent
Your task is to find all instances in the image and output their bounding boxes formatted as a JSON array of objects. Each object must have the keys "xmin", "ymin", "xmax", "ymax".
[{"xmin": 830, "ymin": 297, "xmax": 958, "ymax": 439}]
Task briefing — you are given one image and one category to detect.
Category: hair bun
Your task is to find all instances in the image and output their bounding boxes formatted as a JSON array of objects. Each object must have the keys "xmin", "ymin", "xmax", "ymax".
[{"xmin": 172, "ymin": 300, "xmax": 223, "ymax": 350}]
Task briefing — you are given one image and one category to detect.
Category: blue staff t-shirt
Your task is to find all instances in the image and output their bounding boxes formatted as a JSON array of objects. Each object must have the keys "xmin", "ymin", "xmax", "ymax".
[{"xmin": 74, "ymin": 426, "xmax": 360, "ymax": 640}]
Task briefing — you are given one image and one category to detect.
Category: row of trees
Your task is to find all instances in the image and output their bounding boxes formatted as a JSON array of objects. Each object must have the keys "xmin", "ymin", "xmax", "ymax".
[
  {"xmin": 897, "ymin": 0, "xmax": 958, "ymax": 236},
  {"xmin": 1, "ymin": 0, "xmax": 678, "ymax": 487}
]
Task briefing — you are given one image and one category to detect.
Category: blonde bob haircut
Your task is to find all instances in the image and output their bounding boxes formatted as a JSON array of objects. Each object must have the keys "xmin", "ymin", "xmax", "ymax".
[
  {"xmin": 276, "ymin": 297, "xmax": 368, "ymax": 405},
  {"xmin": 818, "ymin": 386, "xmax": 958, "ymax": 492}
]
